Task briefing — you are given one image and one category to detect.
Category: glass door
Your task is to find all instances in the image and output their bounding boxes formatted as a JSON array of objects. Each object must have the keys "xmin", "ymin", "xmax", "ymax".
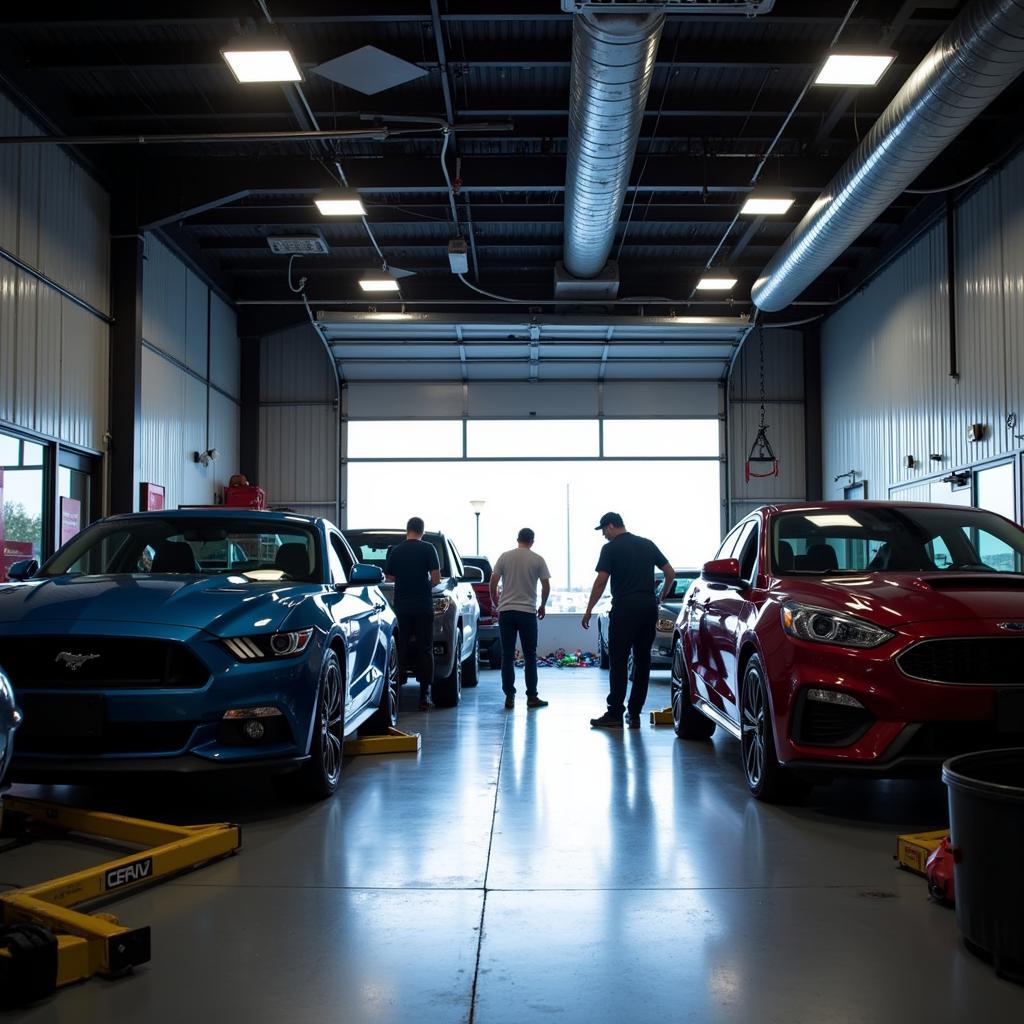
[{"xmin": 57, "ymin": 448, "xmax": 101, "ymax": 548}]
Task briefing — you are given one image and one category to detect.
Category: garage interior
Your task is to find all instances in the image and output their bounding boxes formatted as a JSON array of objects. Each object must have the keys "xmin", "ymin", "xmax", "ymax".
[{"xmin": 2, "ymin": 0, "xmax": 1024, "ymax": 1020}]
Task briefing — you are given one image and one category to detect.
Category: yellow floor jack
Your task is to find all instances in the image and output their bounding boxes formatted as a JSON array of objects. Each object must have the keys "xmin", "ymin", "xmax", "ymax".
[{"xmin": 0, "ymin": 794, "xmax": 240, "ymax": 1009}]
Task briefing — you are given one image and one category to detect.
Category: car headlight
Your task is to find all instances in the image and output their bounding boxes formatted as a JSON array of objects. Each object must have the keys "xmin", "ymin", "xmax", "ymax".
[
  {"xmin": 657, "ymin": 617, "xmax": 675, "ymax": 633},
  {"xmin": 223, "ymin": 628, "xmax": 314, "ymax": 661},
  {"xmin": 781, "ymin": 602, "xmax": 894, "ymax": 649},
  {"xmin": 433, "ymin": 595, "xmax": 452, "ymax": 615}
]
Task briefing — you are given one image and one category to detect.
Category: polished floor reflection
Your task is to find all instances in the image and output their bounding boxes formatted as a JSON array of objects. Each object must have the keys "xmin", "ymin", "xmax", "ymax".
[{"xmin": 6, "ymin": 668, "xmax": 1023, "ymax": 1022}]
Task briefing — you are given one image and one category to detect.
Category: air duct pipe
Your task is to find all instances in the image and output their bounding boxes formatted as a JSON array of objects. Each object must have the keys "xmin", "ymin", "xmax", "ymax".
[
  {"xmin": 752, "ymin": 0, "xmax": 1024, "ymax": 313},
  {"xmin": 562, "ymin": 11, "xmax": 664, "ymax": 281}
]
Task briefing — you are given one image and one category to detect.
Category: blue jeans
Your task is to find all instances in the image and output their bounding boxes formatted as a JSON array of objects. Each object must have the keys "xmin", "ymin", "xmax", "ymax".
[{"xmin": 498, "ymin": 610, "xmax": 538, "ymax": 697}]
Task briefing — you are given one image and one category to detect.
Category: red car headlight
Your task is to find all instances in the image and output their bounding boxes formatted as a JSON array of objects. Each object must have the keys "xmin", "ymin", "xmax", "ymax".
[{"xmin": 781, "ymin": 602, "xmax": 894, "ymax": 649}]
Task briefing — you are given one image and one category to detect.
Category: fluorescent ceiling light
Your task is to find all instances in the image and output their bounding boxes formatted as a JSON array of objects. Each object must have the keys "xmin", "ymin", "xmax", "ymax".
[
  {"xmin": 815, "ymin": 52, "xmax": 895, "ymax": 87},
  {"xmin": 359, "ymin": 276, "xmax": 401, "ymax": 292},
  {"xmin": 222, "ymin": 45, "xmax": 302, "ymax": 84},
  {"xmin": 696, "ymin": 276, "xmax": 737, "ymax": 291},
  {"xmin": 314, "ymin": 190, "xmax": 366, "ymax": 216},
  {"xmin": 740, "ymin": 195, "xmax": 794, "ymax": 216}
]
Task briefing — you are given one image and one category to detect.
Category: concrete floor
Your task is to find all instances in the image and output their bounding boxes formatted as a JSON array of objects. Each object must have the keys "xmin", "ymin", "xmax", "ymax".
[{"xmin": 4, "ymin": 667, "xmax": 1023, "ymax": 1022}]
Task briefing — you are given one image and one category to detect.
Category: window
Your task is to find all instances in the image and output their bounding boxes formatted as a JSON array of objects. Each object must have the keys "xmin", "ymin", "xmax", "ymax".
[
  {"xmin": 602, "ymin": 419, "xmax": 718, "ymax": 458},
  {"xmin": 347, "ymin": 420, "xmax": 463, "ymax": 459},
  {"xmin": 1, "ymin": 431, "xmax": 46, "ymax": 568},
  {"xmin": 735, "ymin": 523, "xmax": 759, "ymax": 580},
  {"xmin": 467, "ymin": 420, "xmax": 597, "ymax": 458},
  {"xmin": 976, "ymin": 462, "xmax": 1015, "ymax": 520},
  {"xmin": 328, "ymin": 533, "xmax": 350, "ymax": 584}
]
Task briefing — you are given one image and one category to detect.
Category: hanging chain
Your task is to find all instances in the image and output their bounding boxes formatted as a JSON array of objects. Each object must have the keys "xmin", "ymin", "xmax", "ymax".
[{"xmin": 758, "ymin": 325, "xmax": 767, "ymax": 430}]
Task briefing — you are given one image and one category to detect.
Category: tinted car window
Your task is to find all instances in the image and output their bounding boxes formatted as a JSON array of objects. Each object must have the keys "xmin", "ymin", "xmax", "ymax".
[
  {"xmin": 772, "ymin": 507, "xmax": 1024, "ymax": 574},
  {"xmin": 328, "ymin": 533, "xmax": 349, "ymax": 585},
  {"xmin": 41, "ymin": 518, "xmax": 322, "ymax": 583},
  {"xmin": 463, "ymin": 556, "xmax": 492, "ymax": 581},
  {"xmin": 345, "ymin": 530, "xmax": 449, "ymax": 576}
]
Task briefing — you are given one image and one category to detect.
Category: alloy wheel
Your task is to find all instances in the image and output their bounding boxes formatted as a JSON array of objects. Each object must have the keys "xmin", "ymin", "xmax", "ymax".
[
  {"xmin": 740, "ymin": 665, "xmax": 766, "ymax": 790},
  {"xmin": 320, "ymin": 657, "xmax": 344, "ymax": 787}
]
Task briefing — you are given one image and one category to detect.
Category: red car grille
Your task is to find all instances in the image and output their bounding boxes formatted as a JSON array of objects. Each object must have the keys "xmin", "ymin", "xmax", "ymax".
[{"xmin": 896, "ymin": 637, "xmax": 1024, "ymax": 684}]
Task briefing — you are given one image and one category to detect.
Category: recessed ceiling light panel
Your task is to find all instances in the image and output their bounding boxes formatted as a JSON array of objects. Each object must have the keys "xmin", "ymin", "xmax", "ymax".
[
  {"xmin": 222, "ymin": 44, "xmax": 302, "ymax": 84},
  {"xmin": 358, "ymin": 276, "xmax": 401, "ymax": 292},
  {"xmin": 314, "ymin": 190, "xmax": 366, "ymax": 217},
  {"xmin": 696, "ymin": 276, "xmax": 738, "ymax": 291},
  {"xmin": 740, "ymin": 195, "xmax": 794, "ymax": 216},
  {"xmin": 815, "ymin": 52, "xmax": 896, "ymax": 87}
]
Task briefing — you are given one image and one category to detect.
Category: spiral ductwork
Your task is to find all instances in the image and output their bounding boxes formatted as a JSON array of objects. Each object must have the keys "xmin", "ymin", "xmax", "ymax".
[
  {"xmin": 562, "ymin": 11, "xmax": 664, "ymax": 280},
  {"xmin": 752, "ymin": 0, "xmax": 1024, "ymax": 313}
]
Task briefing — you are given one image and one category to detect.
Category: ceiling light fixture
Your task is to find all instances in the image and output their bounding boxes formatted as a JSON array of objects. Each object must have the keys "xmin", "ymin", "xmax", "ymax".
[
  {"xmin": 221, "ymin": 38, "xmax": 302, "ymax": 84},
  {"xmin": 815, "ymin": 52, "xmax": 896, "ymax": 87},
  {"xmin": 740, "ymin": 193, "xmax": 794, "ymax": 216},
  {"xmin": 696, "ymin": 275, "xmax": 738, "ymax": 291},
  {"xmin": 314, "ymin": 189, "xmax": 366, "ymax": 216},
  {"xmin": 358, "ymin": 275, "xmax": 401, "ymax": 293}
]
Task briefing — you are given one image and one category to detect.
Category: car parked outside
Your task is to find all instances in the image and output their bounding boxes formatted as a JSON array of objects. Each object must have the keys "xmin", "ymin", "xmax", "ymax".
[
  {"xmin": 463, "ymin": 555, "xmax": 501, "ymax": 669},
  {"xmin": 343, "ymin": 528, "xmax": 481, "ymax": 706},
  {"xmin": 672, "ymin": 501, "xmax": 1024, "ymax": 801},
  {"xmin": 595, "ymin": 569, "xmax": 698, "ymax": 670},
  {"xmin": 0, "ymin": 510, "xmax": 398, "ymax": 798}
]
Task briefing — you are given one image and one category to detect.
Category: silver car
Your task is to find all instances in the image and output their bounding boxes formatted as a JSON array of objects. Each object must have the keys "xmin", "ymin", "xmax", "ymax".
[
  {"xmin": 596, "ymin": 569, "xmax": 700, "ymax": 671},
  {"xmin": 343, "ymin": 529, "xmax": 481, "ymax": 707}
]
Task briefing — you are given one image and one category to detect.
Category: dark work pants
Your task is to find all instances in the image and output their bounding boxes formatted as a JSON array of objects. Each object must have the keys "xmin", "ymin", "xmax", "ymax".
[
  {"xmin": 397, "ymin": 612, "xmax": 434, "ymax": 697},
  {"xmin": 606, "ymin": 592, "xmax": 658, "ymax": 718},
  {"xmin": 498, "ymin": 610, "xmax": 538, "ymax": 697}
]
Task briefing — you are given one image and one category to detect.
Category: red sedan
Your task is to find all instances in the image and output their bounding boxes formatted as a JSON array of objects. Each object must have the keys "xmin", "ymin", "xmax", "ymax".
[{"xmin": 672, "ymin": 501, "xmax": 1024, "ymax": 800}]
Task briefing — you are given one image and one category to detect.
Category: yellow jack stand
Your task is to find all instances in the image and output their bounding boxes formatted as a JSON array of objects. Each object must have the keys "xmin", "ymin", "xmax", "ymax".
[
  {"xmin": 0, "ymin": 795, "xmax": 240, "ymax": 1006},
  {"xmin": 895, "ymin": 829, "xmax": 949, "ymax": 876},
  {"xmin": 649, "ymin": 707, "xmax": 673, "ymax": 725},
  {"xmin": 344, "ymin": 726, "xmax": 421, "ymax": 756}
]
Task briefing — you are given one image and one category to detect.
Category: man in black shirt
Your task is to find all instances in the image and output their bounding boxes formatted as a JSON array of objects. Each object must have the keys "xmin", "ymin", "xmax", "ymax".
[
  {"xmin": 385, "ymin": 517, "xmax": 441, "ymax": 710},
  {"xmin": 582, "ymin": 512, "xmax": 675, "ymax": 729}
]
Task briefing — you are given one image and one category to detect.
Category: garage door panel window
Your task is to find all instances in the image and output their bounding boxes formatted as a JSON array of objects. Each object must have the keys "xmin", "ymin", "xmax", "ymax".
[
  {"xmin": 467, "ymin": 420, "xmax": 597, "ymax": 458},
  {"xmin": 348, "ymin": 420, "xmax": 463, "ymax": 459},
  {"xmin": 602, "ymin": 419, "xmax": 718, "ymax": 458}
]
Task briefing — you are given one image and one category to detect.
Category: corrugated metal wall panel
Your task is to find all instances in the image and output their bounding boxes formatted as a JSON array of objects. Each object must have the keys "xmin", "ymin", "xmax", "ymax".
[
  {"xmin": 210, "ymin": 389, "xmax": 240, "ymax": 491},
  {"xmin": 15, "ymin": 144, "xmax": 40, "ymax": 269},
  {"xmin": 0, "ymin": 260, "xmax": 17, "ymax": 423},
  {"xmin": 822, "ymin": 150, "xmax": 1024, "ymax": 502},
  {"xmin": 185, "ymin": 269, "xmax": 207, "ymax": 375},
  {"xmin": 181, "ymin": 375, "xmax": 210, "ymax": 507},
  {"xmin": 729, "ymin": 401, "xmax": 805, "ymax": 501},
  {"xmin": 210, "ymin": 294, "xmax": 239, "ymax": 399},
  {"xmin": 60, "ymin": 300, "xmax": 108, "ymax": 450},
  {"xmin": 0, "ymin": 97, "xmax": 22, "ymax": 254},
  {"xmin": 13, "ymin": 270, "xmax": 38, "ymax": 430},
  {"xmin": 142, "ymin": 235, "xmax": 187, "ymax": 363},
  {"xmin": 32, "ymin": 283, "xmax": 61, "ymax": 440},
  {"xmin": 732, "ymin": 329, "xmax": 804, "ymax": 401},
  {"xmin": 259, "ymin": 404, "xmax": 337, "ymax": 509},
  {"xmin": 140, "ymin": 346, "xmax": 185, "ymax": 509},
  {"xmin": 260, "ymin": 324, "xmax": 335, "ymax": 402}
]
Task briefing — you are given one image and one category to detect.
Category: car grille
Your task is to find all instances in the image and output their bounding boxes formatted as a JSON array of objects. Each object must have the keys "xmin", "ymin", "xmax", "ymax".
[
  {"xmin": 793, "ymin": 697, "xmax": 873, "ymax": 748},
  {"xmin": 16, "ymin": 720, "xmax": 198, "ymax": 755},
  {"xmin": 896, "ymin": 637, "xmax": 1024, "ymax": 684},
  {"xmin": 0, "ymin": 636, "xmax": 210, "ymax": 690}
]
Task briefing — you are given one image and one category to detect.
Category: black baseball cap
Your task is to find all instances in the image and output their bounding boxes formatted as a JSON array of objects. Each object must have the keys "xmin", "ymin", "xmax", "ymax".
[{"xmin": 595, "ymin": 512, "xmax": 624, "ymax": 530}]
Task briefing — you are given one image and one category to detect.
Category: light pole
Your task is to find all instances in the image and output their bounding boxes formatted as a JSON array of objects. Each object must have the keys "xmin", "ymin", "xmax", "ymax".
[{"xmin": 469, "ymin": 499, "xmax": 485, "ymax": 554}]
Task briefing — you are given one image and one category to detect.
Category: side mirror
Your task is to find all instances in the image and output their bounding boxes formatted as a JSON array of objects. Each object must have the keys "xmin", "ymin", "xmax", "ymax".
[
  {"xmin": 702, "ymin": 557, "xmax": 741, "ymax": 585},
  {"xmin": 6, "ymin": 559, "xmax": 38, "ymax": 582},
  {"xmin": 349, "ymin": 563, "xmax": 384, "ymax": 586},
  {"xmin": 461, "ymin": 566, "xmax": 484, "ymax": 583}
]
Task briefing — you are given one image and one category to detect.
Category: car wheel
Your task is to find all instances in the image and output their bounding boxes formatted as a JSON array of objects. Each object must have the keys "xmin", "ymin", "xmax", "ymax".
[
  {"xmin": 740, "ymin": 654, "xmax": 806, "ymax": 802},
  {"xmin": 598, "ymin": 624, "xmax": 609, "ymax": 669},
  {"xmin": 488, "ymin": 639, "xmax": 502, "ymax": 670},
  {"xmin": 364, "ymin": 635, "xmax": 400, "ymax": 733},
  {"xmin": 432, "ymin": 627, "xmax": 463, "ymax": 707},
  {"xmin": 299, "ymin": 648, "xmax": 345, "ymax": 799},
  {"xmin": 463, "ymin": 636, "xmax": 480, "ymax": 687},
  {"xmin": 671, "ymin": 638, "xmax": 715, "ymax": 739}
]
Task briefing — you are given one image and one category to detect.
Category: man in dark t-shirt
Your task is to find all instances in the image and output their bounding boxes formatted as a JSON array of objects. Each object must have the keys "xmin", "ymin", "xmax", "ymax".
[
  {"xmin": 385, "ymin": 516, "xmax": 441, "ymax": 710},
  {"xmin": 582, "ymin": 512, "xmax": 675, "ymax": 729}
]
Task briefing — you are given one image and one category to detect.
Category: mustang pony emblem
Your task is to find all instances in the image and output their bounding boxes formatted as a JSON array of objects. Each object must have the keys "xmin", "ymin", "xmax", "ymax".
[{"xmin": 55, "ymin": 651, "xmax": 101, "ymax": 671}]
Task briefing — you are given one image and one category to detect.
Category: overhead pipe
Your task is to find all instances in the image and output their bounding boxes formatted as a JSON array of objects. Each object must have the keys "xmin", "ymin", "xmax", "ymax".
[
  {"xmin": 752, "ymin": 0, "xmax": 1024, "ymax": 312},
  {"xmin": 562, "ymin": 11, "xmax": 664, "ymax": 279}
]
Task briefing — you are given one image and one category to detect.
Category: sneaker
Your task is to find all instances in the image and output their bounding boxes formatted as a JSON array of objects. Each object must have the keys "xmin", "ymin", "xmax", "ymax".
[
  {"xmin": 504, "ymin": 696, "xmax": 515, "ymax": 710},
  {"xmin": 590, "ymin": 711, "xmax": 623, "ymax": 729},
  {"xmin": 527, "ymin": 696, "xmax": 548, "ymax": 708},
  {"xmin": 419, "ymin": 698, "xmax": 433, "ymax": 712},
  {"xmin": 626, "ymin": 713, "xmax": 641, "ymax": 730}
]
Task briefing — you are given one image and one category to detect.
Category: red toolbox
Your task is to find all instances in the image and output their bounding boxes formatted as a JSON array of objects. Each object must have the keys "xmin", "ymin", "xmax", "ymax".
[{"xmin": 223, "ymin": 484, "xmax": 266, "ymax": 510}]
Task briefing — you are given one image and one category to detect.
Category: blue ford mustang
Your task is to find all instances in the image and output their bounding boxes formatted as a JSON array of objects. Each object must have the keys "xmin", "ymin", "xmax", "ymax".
[{"xmin": 0, "ymin": 510, "xmax": 398, "ymax": 798}]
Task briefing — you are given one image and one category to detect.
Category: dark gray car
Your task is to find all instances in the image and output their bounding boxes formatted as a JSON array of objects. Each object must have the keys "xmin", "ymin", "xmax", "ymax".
[{"xmin": 343, "ymin": 529, "xmax": 481, "ymax": 706}]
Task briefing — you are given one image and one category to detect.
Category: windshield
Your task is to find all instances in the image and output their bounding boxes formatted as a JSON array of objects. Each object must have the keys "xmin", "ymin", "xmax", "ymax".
[
  {"xmin": 40, "ymin": 517, "xmax": 322, "ymax": 583},
  {"xmin": 344, "ymin": 531, "xmax": 449, "ymax": 576},
  {"xmin": 657, "ymin": 573, "xmax": 698, "ymax": 599},
  {"xmin": 772, "ymin": 507, "xmax": 1024, "ymax": 575}
]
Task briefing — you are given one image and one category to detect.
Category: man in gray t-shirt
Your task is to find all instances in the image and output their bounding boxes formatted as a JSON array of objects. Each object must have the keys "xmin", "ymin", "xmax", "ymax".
[{"xmin": 489, "ymin": 528, "xmax": 551, "ymax": 709}]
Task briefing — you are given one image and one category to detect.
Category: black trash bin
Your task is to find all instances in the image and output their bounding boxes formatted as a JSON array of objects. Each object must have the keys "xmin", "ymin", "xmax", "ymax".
[{"xmin": 942, "ymin": 747, "xmax": 1024, "ymax": 984}]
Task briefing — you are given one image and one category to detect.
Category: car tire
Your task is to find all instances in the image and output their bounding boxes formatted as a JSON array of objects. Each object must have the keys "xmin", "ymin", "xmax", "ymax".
[
  {"xmin": 364, "ymin": 635, "xmax": 400, "ymax": 734},
  {"xmin": 739, "ymin": 654, "xmax": 807, "ymax": 803},
  {"xmin": 671, "ymin": 638, "xmax": 715, "ymax": 740},
  {"xmin": 598, "ymin": 624, "xmax": 609, "ymax": 670},
  {"xmin": 298, "ymin": 648, "xmax": 345, "ymax": 799},
  {"xmin": 432, "ymin": 626, "xmax": 463, "ymax": 707},
  {"xmin": 488, "ymin": 639, "xmax": 502, "ymax": 670},
  {"xmin": 463, "ymin": 636, "xmax": 480, "ymax": 687}
]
